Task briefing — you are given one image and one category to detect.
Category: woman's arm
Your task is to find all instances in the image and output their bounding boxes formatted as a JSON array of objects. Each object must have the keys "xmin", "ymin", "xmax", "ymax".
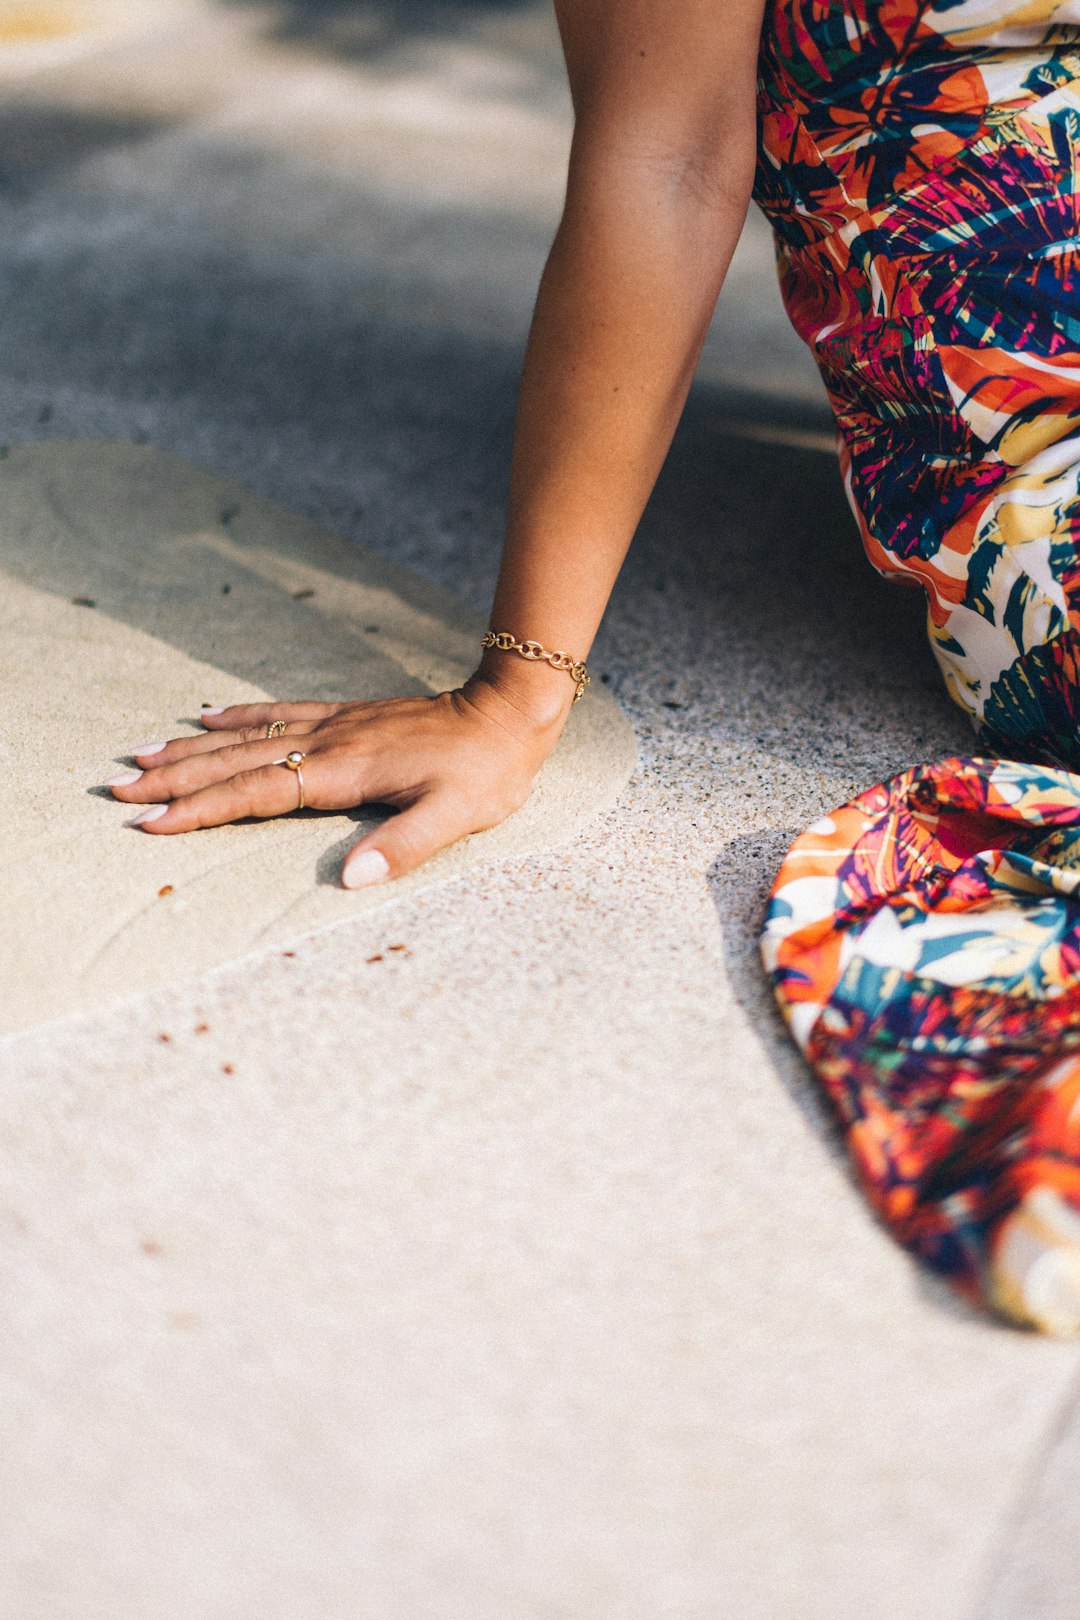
[
  {"xmin": 483, "ymin": 0, "xmax": 767, "ymax": 728},
  {"xmin": 110, "ymin": 0, "xmax": 767, "ymax": 885}
]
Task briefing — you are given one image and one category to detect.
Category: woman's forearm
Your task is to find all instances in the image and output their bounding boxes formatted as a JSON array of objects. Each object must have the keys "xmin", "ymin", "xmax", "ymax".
[{"xmin": 479, "ymin": 137, "xmax": 754, "ymax": 726}]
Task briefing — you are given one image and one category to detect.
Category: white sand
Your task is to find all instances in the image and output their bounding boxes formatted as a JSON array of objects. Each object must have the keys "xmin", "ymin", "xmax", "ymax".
[{"xmin": 0, "ymin": 441, "xmax": 635, "ymax": 1035}]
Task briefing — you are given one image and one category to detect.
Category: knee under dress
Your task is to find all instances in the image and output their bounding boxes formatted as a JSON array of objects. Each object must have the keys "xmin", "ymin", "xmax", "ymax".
[{"xmin": 755, "ymin": 0, "xmax": 1080, "ymax": 1331}]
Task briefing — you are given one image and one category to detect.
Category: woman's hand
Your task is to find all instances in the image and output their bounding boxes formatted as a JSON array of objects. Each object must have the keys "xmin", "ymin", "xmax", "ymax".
[{"xmin": 107, "ymin": 675, "xmax": 568, "ymax": 888}]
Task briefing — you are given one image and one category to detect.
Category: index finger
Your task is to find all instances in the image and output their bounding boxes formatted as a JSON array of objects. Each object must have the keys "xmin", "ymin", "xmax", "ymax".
[{"xmin": 200, "ymin": 701, "xmax": 341, "ymax": 730}]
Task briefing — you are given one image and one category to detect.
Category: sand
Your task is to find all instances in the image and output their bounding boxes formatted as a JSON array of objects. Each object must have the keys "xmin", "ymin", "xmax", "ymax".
[{"xmin": 0, "ymin": 440, "xmax": 635, "ymax": 1035}]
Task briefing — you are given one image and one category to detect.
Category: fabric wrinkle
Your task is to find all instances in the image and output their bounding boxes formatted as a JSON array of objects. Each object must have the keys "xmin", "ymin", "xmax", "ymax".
[{"xmin": 757, "ymin": 0, "xmax": 1080, "ymax": 1331}]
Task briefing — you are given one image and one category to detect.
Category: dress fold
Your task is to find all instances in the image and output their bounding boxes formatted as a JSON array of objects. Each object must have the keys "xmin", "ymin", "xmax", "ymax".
[{"xmin": 755, "ymin": 1, "xmax": 1080, "ymax": 1328}]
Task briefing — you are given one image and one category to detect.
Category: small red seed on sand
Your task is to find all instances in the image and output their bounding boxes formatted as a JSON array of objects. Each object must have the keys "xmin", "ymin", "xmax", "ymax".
[
  {"xmin": 194, "ymin": 1023, "xmax": 209, "ymax": 1035},
  {"xmin": 158, "ymin": 884, "xmax": 174, "ymax": 898},
  {"xmin": 158, "ymin": 1033, "xmax": 171, "ymax": 1043},
  {"xmin": 222, "ymin": 1063, "xmax": 235, "ymax": 1075},
  {"xmin": 282, "ymin": 951, "xmax": 296, "ymax": 958},
  {"xmin": 367, "ymin": 954, "xmax": 384, "ymax": 964},
  {"xmin": 388, "ymin": 944, "xmax": 409, "ymax": 953}
]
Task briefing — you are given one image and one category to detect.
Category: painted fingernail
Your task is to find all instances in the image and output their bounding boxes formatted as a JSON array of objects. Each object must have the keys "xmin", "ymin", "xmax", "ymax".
[
  {"xmin": 342, "ymin": 850, "xmax": 391, "ymax": 890},
  {"xmin": 201, "ymin": 705, "xmax": 224, "ymax": 714},
  {"xmin": 131, "ymin": 741, "xmax": 166, "ymax": 756},
  {"xmin": 108, "ymin": 770, "xmax": 143, "ymax": 787},
  {"xmin": 128, "ymin": 804, "xmax": 169, "ymax": 827}
]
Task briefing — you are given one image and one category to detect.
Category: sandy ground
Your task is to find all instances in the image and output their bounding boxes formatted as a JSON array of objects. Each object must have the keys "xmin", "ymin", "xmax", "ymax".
[
  {"xmin": 2, "ymin": 3, "xmax": 1079, "ymax": 1617},
  {"xmin": 0, "ymin": 439, "xmax": 634, "ymax": 1033}
]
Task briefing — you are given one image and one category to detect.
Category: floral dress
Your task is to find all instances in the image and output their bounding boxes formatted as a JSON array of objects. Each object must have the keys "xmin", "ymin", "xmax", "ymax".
[{"xmin": 756, "ymin": 1, "xmax": 1080, "ymax": 1331}]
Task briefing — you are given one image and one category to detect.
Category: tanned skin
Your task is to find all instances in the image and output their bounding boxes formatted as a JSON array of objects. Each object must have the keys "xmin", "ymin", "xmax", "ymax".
[{"xmin": 111, "ymin": 0, "xmax": 768, "ymax": 889}]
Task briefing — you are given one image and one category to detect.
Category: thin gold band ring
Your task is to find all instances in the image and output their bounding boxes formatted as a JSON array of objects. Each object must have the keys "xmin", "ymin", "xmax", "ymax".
[{"xmin": 266, "ymin": 719, "xmax": 288, "ymax": 740}]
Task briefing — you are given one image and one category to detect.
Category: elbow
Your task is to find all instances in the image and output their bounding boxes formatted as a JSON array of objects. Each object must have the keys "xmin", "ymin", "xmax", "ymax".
[
  {"xmin": 656, "ymin": 136, "xmax": 757, "ymax": 215},
  {"xmin": 570, "ymin": 105, "xmax": 758, "ymax": 221},
  {"xmin": 634, "ymin": 103, "xmax": 759, "ymax": 215}
]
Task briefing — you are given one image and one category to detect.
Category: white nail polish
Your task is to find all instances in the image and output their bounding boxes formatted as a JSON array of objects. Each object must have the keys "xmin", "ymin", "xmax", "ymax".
[
  {"xmin": 343, "ymin": 849, "xmax": 391, "ymax": 889},
  {"xmin": 128, "ymin": 804, "xmax": 169, "ymax": 826},
  {"xmin": 132, "ymin": 741, "xmax": 166, "ymax": 756},
  {"xmin": 201, "ymin": 706, "xmax": 225, "ymax": 715},
  {"xmin": 108, "ymin": 770, "xmax": 143, "ymax": 787}
]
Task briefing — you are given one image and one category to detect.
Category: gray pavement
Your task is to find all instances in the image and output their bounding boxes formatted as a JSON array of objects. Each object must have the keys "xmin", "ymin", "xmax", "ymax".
[{"xmin": 3, "ymin": 3, "xmax": 1079, "ymax": 1617}]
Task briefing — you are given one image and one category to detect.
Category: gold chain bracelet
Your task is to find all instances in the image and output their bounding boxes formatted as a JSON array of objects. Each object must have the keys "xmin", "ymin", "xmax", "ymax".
[{"xmin": 481, "ymin": 630, "xmax": 591, "ymax": 703}]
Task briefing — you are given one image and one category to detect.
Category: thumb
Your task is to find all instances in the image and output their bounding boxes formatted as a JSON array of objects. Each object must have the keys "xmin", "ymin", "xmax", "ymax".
[{"xmin": 341, "ymin": 796, "xmax": 464, "ymax": 890}]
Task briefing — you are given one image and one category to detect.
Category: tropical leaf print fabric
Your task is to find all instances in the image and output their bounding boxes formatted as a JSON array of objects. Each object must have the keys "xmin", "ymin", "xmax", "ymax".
[
  {"xmin": 756, "ymin": 0, "xmax": 1080, "ymax": 758},
  {"xmin": 755, "ymin": 2, "xmax": 1080, "ymax": 1329},
  {"xmin": 762, "ymin": 760, "xmax": 1080, "ymax": 1331}
]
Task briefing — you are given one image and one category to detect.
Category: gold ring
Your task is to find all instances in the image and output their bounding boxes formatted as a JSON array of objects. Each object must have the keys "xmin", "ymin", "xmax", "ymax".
[
  {"xmin": 281, "ymin": 749, "xmax": 306, "ymax": 811},
  {"xmin": 266, "ymin": 719, "xmax": 288, "ymax": 740}
]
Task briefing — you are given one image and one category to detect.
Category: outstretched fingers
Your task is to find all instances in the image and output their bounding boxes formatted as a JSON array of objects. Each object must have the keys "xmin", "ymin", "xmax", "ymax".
[
  {"xmin": 114, "ymin": 693, "xmax": 531, "ymax": 889},
  {"xmin": 112, "ymin": 738, "xmax": 312, "ymax": 803},
  {"xmin": 199, "ymin": 701, "xmax": 342, "ymax": 731},
  {"xmin": 126, "ymin": 714, "xmax": 331, "ymax": 770},
  {"xmin": 126, "ymin": 760, "xmax": 312, "ymax": 833}
]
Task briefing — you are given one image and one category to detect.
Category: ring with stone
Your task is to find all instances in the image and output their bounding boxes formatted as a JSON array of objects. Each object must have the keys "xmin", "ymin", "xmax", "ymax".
[{"xmin": 281, "ymin": 749, "xmax": 306, "ymax": 811}]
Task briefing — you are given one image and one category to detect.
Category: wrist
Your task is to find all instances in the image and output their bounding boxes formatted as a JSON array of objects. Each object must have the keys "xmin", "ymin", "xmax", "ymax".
[{"xmin": 464, "ymin": 654, "xmax": 579, "ymax": 743}]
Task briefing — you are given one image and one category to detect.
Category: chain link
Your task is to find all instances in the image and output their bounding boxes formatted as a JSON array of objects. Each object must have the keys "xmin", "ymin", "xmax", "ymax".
[{"xmin": 481, "ymin": 629, "xmax": 591, "ymax": 703}]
